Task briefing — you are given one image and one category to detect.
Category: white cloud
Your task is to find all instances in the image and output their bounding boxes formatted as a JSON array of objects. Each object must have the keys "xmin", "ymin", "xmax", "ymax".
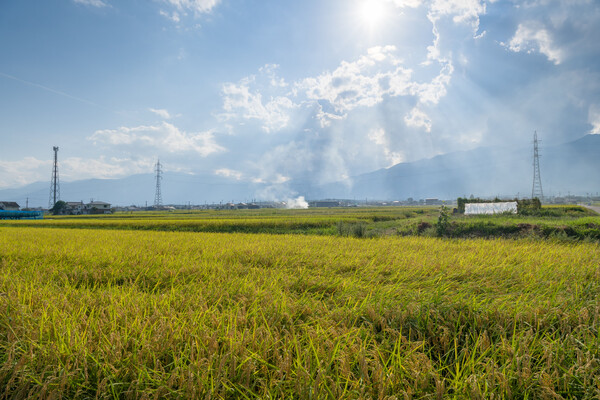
[
  {"xmin": 60, "ymin": 156, "xmax": 154, "ymax": 181},
  {"xmin": 413, "ymin": 0, "xmax": 487, "ymax": 70},
  {"xmin": 89, "ymin": 122, "xmax": 224, "ymax": 156},
  {"xmin": 273, "ymin": 174, "xmax": 290, "ymax": 184},
  {"xmin": 404, "ymin": 107, "xmax": 433, "ymax": 132},
  {"xmin": 589, "ymin": 105, "xmax": 600, "ymax": 134},
  {"xmin": 429, "ymin": 0, "xmax": 486, "ymax": 31},
  {"xmin": 161, "ymin": 0, "xmax": 221, "ymax": 17},
  {"xmin": 315, "ymin": 103, "xmax": 346, "ymax": 128},
  {"xmin": 73, "ymin": 0, "xmax": 108, "ymax": 7},
  {"xmin": 215, "ymin": 168, "xmax": 243, "ymax": 180},
  {"xmin": 298, "ymin": 46, "xmax": 412, "ymax": 115},
  {"xmin": 0, "ymin": 156, "xmax": 154, "ymax": 189},
  {"xmin": 149, "ymin": 108, "xmax": 172, "ymax": 119},
  {"xmin": 411, "ymin": 62, "xmax": 454, "ymax": 104},
  {"xmin": 159, "ymin": 10, "xmax": 181, "ymax": 23},
  {"xmin": 221, "ymin": 76, "xmax": 296, "ymax": 133},
  {"xmin": 296, "ymin": 46, "xmax": 418, "ymax": 126},
  {"xmin": 0, "ymin": 157, "xmax": 51, "ymax": 189},
  {"xmin": 222, "ymin": 45, "xmax": 454, "ymax": 142},
  {"xmin": 386, "ymin": 0, "xmax": 488, "ymax": 31},
  {"xmin": 368, "ymin": 128, "xmax": 404, "ymax": 166},
  {"xmin": 259, "ymin": 64, "xmax": 288, "ymax": 88},
  {"xmin": 505, "ymin": 22, "xmax": 564, "ymax": 65},
  {"xmin": 368, "ymin": 127, "xmax": 387, "ymax": 146},
  {"xmin": 294, "ymin": 45, "xmax": 454, "ymax": 127}
]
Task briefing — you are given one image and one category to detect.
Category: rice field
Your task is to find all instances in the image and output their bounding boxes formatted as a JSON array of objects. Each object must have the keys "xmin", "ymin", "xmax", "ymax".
[
  {"xmin": 1, "ymin": 224, "xmax": 599, "ymax": 398},
  {"xmin": 2, "ymin": 206, "xmax": 599, "ymax": 240}
]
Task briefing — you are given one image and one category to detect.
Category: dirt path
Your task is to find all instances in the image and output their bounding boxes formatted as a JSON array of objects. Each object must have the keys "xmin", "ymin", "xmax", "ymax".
[{"xmin": 583, "ymin": 205, "xmax": 600, "ymax": 214}]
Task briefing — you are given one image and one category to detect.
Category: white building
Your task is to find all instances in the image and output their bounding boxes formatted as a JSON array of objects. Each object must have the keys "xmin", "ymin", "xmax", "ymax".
[
  {"xmin": 0, "ymin": 202, "xmax": 20, "ymax": 211},
  {"xmin": 87, "ymin": 201, "xmax": 112, "ymax": 214},
  {"xmin": 65, "ymin": 201, "xmax": 86, "ymax": 215}
]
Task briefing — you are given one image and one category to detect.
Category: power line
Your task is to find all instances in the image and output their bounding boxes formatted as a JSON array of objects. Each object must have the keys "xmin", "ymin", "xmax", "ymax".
[{"xmin": 48, "ymin": 146, "xmax": 60, "ymax": 208}]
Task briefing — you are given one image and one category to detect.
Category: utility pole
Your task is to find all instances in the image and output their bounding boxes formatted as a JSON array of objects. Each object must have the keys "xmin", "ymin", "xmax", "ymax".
[
  {"xmin": 48, "ymin": 146, "xmax": 60, "ymax": 209},
  {"xmin": 154, "ymin": 159, "xmax": 163, "ymax": 207},
  {"xmin": 531, "ymin": 131, "xmax": 544, "ymax": 201}
]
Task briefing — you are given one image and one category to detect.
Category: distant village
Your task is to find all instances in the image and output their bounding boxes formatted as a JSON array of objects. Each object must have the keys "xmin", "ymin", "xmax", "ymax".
[
  {"xmin": 0, "ymin": 200, "xmax": 112, "ymax": 215},
  {"xmin": 0, "ymin": 198, "xmax": 449, "ymax": 215},
  {"xmin": 1, "ymin": 194, "xmax": 598, "ymax": 217}
]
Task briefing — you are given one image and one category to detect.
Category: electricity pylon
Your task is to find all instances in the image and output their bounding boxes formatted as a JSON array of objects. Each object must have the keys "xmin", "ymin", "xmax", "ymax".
[
  {"xmin": 531, "ymin": 131, "xmax": 544, "ymax": 201},
  {"xmin": 48, "ymin": 146, "xmax": 60, "ymax": 208},
  {"xmin": 154, "ymin": 159, "xmax": 163, "ymax": 207}
]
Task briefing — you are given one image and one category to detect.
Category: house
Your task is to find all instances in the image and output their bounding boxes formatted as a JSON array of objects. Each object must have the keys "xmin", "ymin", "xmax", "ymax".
[
  {"xmin": 0, "ymin": 202, "xmax": 20, "ymax": 211},
  {"xmin": 65, "ymin": 201, "xmax": 86, "ymax": 215},
  {"xmin": 425, "ymin": 198, "xmax": 442, "ymax": 206},
  {"xmin": 87, "ymin": 201, "xmax": 112, "ymax": 214}
]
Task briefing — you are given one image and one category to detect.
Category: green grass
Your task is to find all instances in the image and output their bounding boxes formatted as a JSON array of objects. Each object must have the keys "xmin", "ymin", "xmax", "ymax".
[{"xmin": 1, "ymin": 227, "xmax": 599, "ymax": 398}]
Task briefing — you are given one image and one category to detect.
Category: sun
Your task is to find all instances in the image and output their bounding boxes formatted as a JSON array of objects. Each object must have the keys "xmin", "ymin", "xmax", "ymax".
[{"xmin": 357, "ymin": 0, "xmax": 387, "ymax": 31}]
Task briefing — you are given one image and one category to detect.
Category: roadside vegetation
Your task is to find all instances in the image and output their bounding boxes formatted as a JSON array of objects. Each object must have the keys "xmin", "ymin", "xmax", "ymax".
[{"xmin": 1, "ymin": 227, "xmax": 599, "ymax": 398}]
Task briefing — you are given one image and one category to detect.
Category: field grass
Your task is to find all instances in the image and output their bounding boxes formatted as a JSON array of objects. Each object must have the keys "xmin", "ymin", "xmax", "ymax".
[
  {"xmin": 1, "ymin": 226, "xmax": 599, "ymax": 398},
  {"xmin": 2, "ymin": 205, "xmax": 599, "ymax": 241},
  {"xmin": 0, "ymin": 207, "xmax": 433, "ymax": 237}
]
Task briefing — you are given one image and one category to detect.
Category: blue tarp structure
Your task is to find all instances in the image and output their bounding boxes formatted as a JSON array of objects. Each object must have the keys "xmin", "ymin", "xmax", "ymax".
[{"xmin": 0, "ymin": 210, "xmax": 44, "ymax": 220}]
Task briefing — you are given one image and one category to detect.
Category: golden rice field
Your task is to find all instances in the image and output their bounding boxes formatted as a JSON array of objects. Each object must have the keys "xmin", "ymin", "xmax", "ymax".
[{"xmin": 1, "ymin": 224, "xmax": 599, "ymax": 399}]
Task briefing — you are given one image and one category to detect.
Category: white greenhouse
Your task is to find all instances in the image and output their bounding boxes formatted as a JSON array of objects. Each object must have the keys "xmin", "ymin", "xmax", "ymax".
[{"xmin": 464, "ymin": 202, "xmax": 518, "ymax": 215}]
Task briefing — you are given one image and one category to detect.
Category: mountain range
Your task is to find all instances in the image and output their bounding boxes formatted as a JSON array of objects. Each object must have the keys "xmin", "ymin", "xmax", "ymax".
[
  {"xmin": 2, "ymin": 135, "xmax": 599, "ymax": 208},
  {"xmin": 315, "ymin": 134, "xmax": 600, "ymax": 200}
]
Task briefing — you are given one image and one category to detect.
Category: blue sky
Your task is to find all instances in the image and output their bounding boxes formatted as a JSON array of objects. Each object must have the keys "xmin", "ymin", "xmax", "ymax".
[{"xmin": 1, "ymin": 0, "xmax": 599, "ymax": 194}]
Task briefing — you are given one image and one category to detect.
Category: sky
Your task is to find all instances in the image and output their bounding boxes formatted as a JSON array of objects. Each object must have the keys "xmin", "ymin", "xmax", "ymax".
[{"xmin": 1, "ymin": 0, "xmax": 599, "ymax": 195}]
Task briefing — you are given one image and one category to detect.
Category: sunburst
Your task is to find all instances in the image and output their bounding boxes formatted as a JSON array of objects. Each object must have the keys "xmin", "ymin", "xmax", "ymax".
[{"xmin": 357, "ymin": 1, "xmax": 387, "ymax": 31}]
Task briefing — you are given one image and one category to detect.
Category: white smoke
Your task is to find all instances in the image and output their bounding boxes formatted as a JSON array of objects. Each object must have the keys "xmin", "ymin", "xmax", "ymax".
[{"xmin": 285, "ymin": 196, "xmax": 309, "ymax": 209}]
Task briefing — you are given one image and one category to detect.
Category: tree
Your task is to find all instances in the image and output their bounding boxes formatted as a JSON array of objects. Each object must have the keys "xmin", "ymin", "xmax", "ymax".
[{"xmin": 50, "ymin": 200, "xmax": 67, "ymax": 215}]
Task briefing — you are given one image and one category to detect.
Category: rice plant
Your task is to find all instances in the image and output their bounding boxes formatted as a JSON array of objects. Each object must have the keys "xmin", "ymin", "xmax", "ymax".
[{"xmin": 1, "ymin": 226, "xmax": 598, "ymax": 398}]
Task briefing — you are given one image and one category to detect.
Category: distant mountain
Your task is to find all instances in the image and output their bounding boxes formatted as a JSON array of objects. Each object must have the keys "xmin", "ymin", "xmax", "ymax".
[
  {"xmin": 0, "ymin": 172, "xmax": 266, "ymax": 208},
  {"xmin": 317, "ymin": 134, "xmax": 600, "ymax": 200},
  {"xmin": 1, "ymin": 135, "xmax": 599, "ymax": 207}
]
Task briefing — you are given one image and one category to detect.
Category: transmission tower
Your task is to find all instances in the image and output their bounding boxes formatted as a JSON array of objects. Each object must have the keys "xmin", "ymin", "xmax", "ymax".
[
  {"xmin": 48, "ymin": 146, "xmax": 60, "ymax": 208},
  {"xmin": 531, "ymin": 131, "xmax": 544, "ymax": 201},
  {"xmin": 154, "ymin": 159, "xmax": 163, "ymax": 207}
]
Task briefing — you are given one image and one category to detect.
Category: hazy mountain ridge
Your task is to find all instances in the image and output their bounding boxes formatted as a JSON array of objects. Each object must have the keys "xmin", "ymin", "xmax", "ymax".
[
  {"xmin": 319, "ymin": 134, "xmax": 600, "ymax": 200},
  {"xmin": 2, "ymin": 135, "xmax": 599, "ymax": 207}
]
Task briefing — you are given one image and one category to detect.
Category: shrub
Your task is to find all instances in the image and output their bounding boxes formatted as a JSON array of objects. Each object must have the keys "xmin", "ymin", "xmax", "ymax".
[
  {"xmin": 417, "ymin": 221, "xmax": 432, "ymax": 234},
  {"xmin": 336, "ymin": 221, "xmax": 368, "ymax": 238},
  {"xmin": 436, "ymin": 205, "xmax": 450, "ymax": 237}
]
